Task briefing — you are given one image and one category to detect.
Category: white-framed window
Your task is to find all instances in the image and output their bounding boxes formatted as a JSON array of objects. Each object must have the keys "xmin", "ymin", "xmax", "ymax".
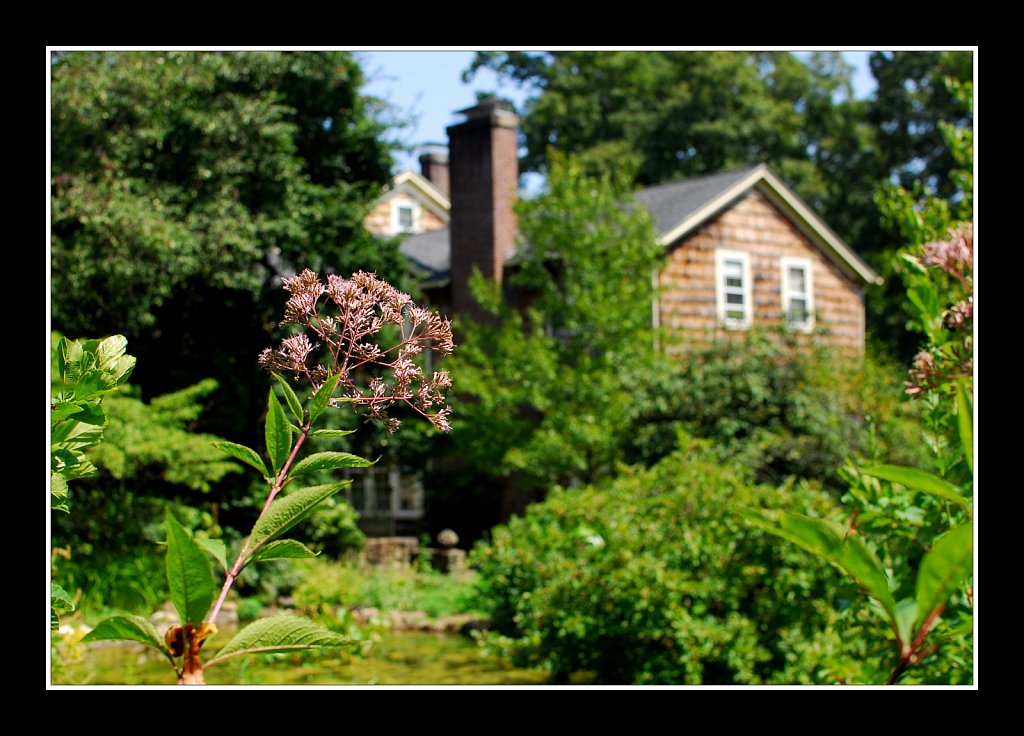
[
  {"xmin": 781, "ymin": 256, "xmax": 814, "ymax": 332},
  {"xmin": 391, "ymin": 200, "xmax": 418, "ymax": 234},
  {"xmin": 715, "ymin": 249, "xmax": 752, "ymax": 329}
]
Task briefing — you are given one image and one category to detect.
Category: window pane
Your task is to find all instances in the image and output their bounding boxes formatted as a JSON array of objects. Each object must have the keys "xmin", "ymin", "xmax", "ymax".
[
  {"xmin": 789, "ymin": 298, "xmax": 808, "ymax": 323},
  {"xmin": 727, "ymin": 309, "xmax": 745, "ymax": 321},
  {"xmin": 724, "ymin": 260, "xmax": 743, "ymax": 287},
  {"xmin": 726, "ymin": 292, "xmax": 744, "ymax": 305},
  {"xmin": 789, "ymin": 266, "xmax": 806, "ymax": 294},
  {"xmin": 398, "ymin": 206, "xmax": 414, "ymax": 229}
]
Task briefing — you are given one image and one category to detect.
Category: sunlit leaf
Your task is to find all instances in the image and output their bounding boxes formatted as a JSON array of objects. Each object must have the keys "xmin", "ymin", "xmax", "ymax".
[
  {"xmin": 246, "ymin": 482, "xmax": 348, "ymax": 561},
  {"xmin": 246, "ymin": 539, "xmax": 318, "ymax": 566},
  {"xmin": 915, "ymin": 523, "xmax": 973, "ymax": 633},
  {"xmin": 82, "ymin": 614, "xmax": 176, "ymax": 666},
  {"xmin": 311, "ymin": 428, "xmax": 357, "ymax": 438},
  {"xmin": 956, "ymin": 380, "xmax": 973, "ymax": 475},
  {"xmin": 289, "ymin": 451, "xmax": 373, "ymax": 478},
  {"xmin": 51, "ymin": 473, "xmax": 70, "ymax": 513},
  {"xmin": 205, "ymin": 615, "xmax": 355, "ymax": 668},
  {"xmin": 861, "ymin": 465, "xmax": 968, "ymax": 511},
  {"xmin": 736, "ymin": 508, "xmax": 897, "ymax": 623},
  {"xmin": 165, "ymin": 511, "xmax": 216, "ymax": 626},
  {"xmin": 275, "ymin": 374, "xmax": 305, "ymax": 426},
  {"xmin": 308, "ymin": 372, "xmax": 342, "ymax": 425},
  {"xmin": 197, "ymin": 538, "xmax": 229, "ymax": 573},
  {"xmin": 211, "ymin": 441, "xmax": 269, "ymax": 478},
  {"xmin": 265, "ymin": 389, "xmax": 292, "ymax": 476}
]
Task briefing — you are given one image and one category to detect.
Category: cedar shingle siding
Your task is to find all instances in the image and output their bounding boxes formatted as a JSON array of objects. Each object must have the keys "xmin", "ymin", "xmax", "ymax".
[{"xmin": 658, "ymin": 189, "xmax": 865, "ymax": 352}]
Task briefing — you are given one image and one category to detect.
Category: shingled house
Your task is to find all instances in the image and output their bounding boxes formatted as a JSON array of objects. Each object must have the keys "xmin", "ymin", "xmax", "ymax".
[
  {"xmin": 368, "ymin": 98, "xmax": 880, "ymax": 353},
  {"xmin": 357, "ymin": 98, "xmax": 880, "ymax": 532}
]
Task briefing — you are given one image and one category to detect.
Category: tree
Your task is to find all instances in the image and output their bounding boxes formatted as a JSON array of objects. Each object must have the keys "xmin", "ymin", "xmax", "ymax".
[
  {"xmin": 465, "ymin": 51, "xmax": 854, "ymax": 209},
  {"xmin": 446, "ymin": 154, "xmax": 662, "ymax": 491},
  {"xmin": 51, "ymin": 51, "xmax": 404, "ymax": 408}
]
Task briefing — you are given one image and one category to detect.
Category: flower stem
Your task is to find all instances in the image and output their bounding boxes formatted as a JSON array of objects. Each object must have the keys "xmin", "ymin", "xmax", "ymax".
[{"xmin": 208, "ymin": 425, "xmax": 311, "ymax": 626}]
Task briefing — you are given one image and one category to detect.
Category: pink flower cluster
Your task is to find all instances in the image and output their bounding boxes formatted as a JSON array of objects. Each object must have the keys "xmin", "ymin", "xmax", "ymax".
[{"xmin": 259, "ymin": 269, "xmax": 454, "ymax": 432}]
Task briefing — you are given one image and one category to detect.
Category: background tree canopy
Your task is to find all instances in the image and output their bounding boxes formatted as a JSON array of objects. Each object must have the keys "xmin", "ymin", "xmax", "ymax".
[{"xmin": 51, "ymin": 51, "xmax": 405, "ymax": 436}]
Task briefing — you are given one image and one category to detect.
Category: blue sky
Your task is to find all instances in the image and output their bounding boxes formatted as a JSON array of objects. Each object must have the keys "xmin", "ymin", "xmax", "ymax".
[{"xmin": 360, "ymin": 51, "xmax": 877, "ymax": 176}]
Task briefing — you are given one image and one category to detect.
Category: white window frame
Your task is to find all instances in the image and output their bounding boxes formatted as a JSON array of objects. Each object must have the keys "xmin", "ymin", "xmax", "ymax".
[
  {"xmin": 781, "ymin": 256, "xmax": 814, "ymax": 333},
  {"xmin": 391, "ymin": 199, "xmax": 419, "ymax": 234},
  {"xmin": 715, "ymin": 249, "xmax": 752, "ymax": 329}
]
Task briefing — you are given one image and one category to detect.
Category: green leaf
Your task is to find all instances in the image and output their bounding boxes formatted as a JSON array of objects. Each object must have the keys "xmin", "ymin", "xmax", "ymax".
[
  {"xmin": 893, "ymin": 599, "xmax": 917, "ymax": 647},
  {"xmin": 956, "ymin": 380, "xmax": 973, "ymax": 475},
  {"xmin": 246, "ymin": 539, "xmax": 319, "ymax": 566},
  {"xmin": 311, "ymin": 428, "xmax": 357, "ymax": 438},
  {"xmin": 51, "ymin": 583, "xmax": 75, "ymax": 610},
  {"xmin": 861, "ymin": 465, "xmax": 968, "ymax": 511},
  {"xmin": 82, "ymin": 614, "xmax": 176, "ymax": 666},
  {"xmin": 736, "ymin": 508, "xmax": 897, "ymax": 623},
  {"xmin": 275, "ymin": 373, "xmax": 305, "ymax": 425},
  {"xmin": 308, "ymin": 372, "xmax": 342, "ymax": 425},
  {"xmin": 915, "ymin": 523, "xmax": 973, "ymax": 632},
  {"xmin": 165, "ymin": 511, "xmax": 216, "ymax": 626},
  {"xmin": 205, "ymin": 615, "xmax": 355, "ymax": 668},
  {"xmin": 289, "ymin": 451, "xmax": 373, "ymax": 478},
  {"xmin": 96, "ymin": 334, "xmax": 129, "ymax": 371},
  {"xmin": 246, "ymin": 482, "xmax": 348, "ymax": 560},
  {"xmin": 197, "ymin": 538, "xmax": 228, "ymax": 573},
  {"xmin": 210, "ymin": 441, "xmax": 269, "ymax": 478},
  {"xmin": 265, "ymin": 389, "xmax": 292, "ymax": 476},
  {"xmin": 50, "ymin": 402, "xmax": 84, "ymax": 424},
  {"xmin": 51, "ymin": 473, "xmax": 70, "ymax": 513}
]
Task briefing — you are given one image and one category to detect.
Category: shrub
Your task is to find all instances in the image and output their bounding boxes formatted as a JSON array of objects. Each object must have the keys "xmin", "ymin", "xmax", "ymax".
[{"xmin": 472, "ymin": 436, "xmax": 848, "ymax": 684}]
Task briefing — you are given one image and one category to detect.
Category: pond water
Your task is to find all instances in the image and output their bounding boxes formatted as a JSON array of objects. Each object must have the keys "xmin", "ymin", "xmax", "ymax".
[{"xmin": 55, "ymin": 630, "xmax": 552, "ymax": 686}]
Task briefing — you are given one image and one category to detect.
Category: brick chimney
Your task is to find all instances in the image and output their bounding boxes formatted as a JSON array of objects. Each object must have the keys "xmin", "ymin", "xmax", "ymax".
[
  {"xmin": 447, "ymin": 98, "xmax": 519, "ymax": 316},
  {"xmin": 418, "ymin": 144, "xmax": 450, "ymax": 198}
]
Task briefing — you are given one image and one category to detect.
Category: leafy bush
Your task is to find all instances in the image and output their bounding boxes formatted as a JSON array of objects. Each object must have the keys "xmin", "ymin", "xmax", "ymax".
[
  {"xmin": 472, "ymin": 436, "xmax": 848, "ymax": 684},
  {"xmin": 624, "ymin": 330, "xmax": 923, "ymax": 489}
]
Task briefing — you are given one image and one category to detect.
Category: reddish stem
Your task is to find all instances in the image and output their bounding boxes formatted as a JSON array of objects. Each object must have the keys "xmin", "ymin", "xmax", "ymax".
[
  {"xmin": 886, "ymin": 604, "xmax": 945, "ymax": 685},
  {"xmin": 207, "ymin": 425, "xmax": 311, "ymax": 626}
]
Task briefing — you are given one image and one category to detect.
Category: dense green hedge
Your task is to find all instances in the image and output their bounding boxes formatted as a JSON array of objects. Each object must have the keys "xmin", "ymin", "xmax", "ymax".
[{"xmin": 472, "ymin": 436, "xmax": 858, "ymax": 684}]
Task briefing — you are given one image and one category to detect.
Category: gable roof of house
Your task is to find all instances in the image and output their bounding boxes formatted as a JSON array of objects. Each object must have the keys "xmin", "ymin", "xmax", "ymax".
[
  {"xmin": 397, "ymin": 164, "xmax": 881, "ymax": 288},
  {"xmin": 382, "ymin": 170, "xmax": 451, "ymax": 224}
]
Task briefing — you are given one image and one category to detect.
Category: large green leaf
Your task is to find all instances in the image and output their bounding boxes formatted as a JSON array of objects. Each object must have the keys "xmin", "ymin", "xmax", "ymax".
[
  {"xmin": 246, "ymin": 539, "xmax": 319, "ymax": 566},
  {"xmin": 210, "ymin": 441, "xmax": 269, "ymax": 478},
  {"xmin": 82, "ymin": 614, "xmax": 176, "ymax": 666},
  {"xmin": 265, "ymin": 389, "xmax": 292, "ymax": 476},
  {"xmin": 289, "ymin": 451, "xmax": 373, "ymax": 478},
  {"xmin": 956, "ymin": 380, "xmax": 973, "ymax": 475},
  {"xmin": 736, "ymin": 508, "xmax": 897, "ymax": 623},
  {"xmin": 204, "ymin": 615, "xmax": 355, "ymax": 668},
  {"xmin": 51, "ymin": 473, "xmax": 70, "ymax": 513},
  {"xmin": 915, "ymin": 523, "xmax": 973, "ymax": 632},
  {"xmin": 308, "ymin": 372, "xmax": 342, "ymax": 425},
  {"xmin": 165, "ymin": 511, "xmax": 216, "ymax": 626},
  {"xmin": 861, "ymin": 465, "xmax": 969, "ymax": 511},
  {"xmin": 275, "ymin": 374, "xmax": 305, "ymax": 425},
  {"xmin": 246, "ymin": 482, "xmax": 348, "ymax": 561}
]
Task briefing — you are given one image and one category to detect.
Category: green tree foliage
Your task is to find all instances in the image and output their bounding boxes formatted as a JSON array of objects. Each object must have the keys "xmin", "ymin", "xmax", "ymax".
[
  {"xmin": 447, "ymin": 154, "xmax": 662, "ymax": 490},
  {"xmin": 466, "ymin": 51, "xmax": 854, "ymax": 206},
  {"xmin": 51, "ymin": 51, "xmax": 401, "ymax": 337},
  {"xmin": 472, "ymin": 437, "xmax": 858, "ymax": 684},
  {"xmin": 50, "ymin": 51, "xmax": 405, "ymax": 454}
]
